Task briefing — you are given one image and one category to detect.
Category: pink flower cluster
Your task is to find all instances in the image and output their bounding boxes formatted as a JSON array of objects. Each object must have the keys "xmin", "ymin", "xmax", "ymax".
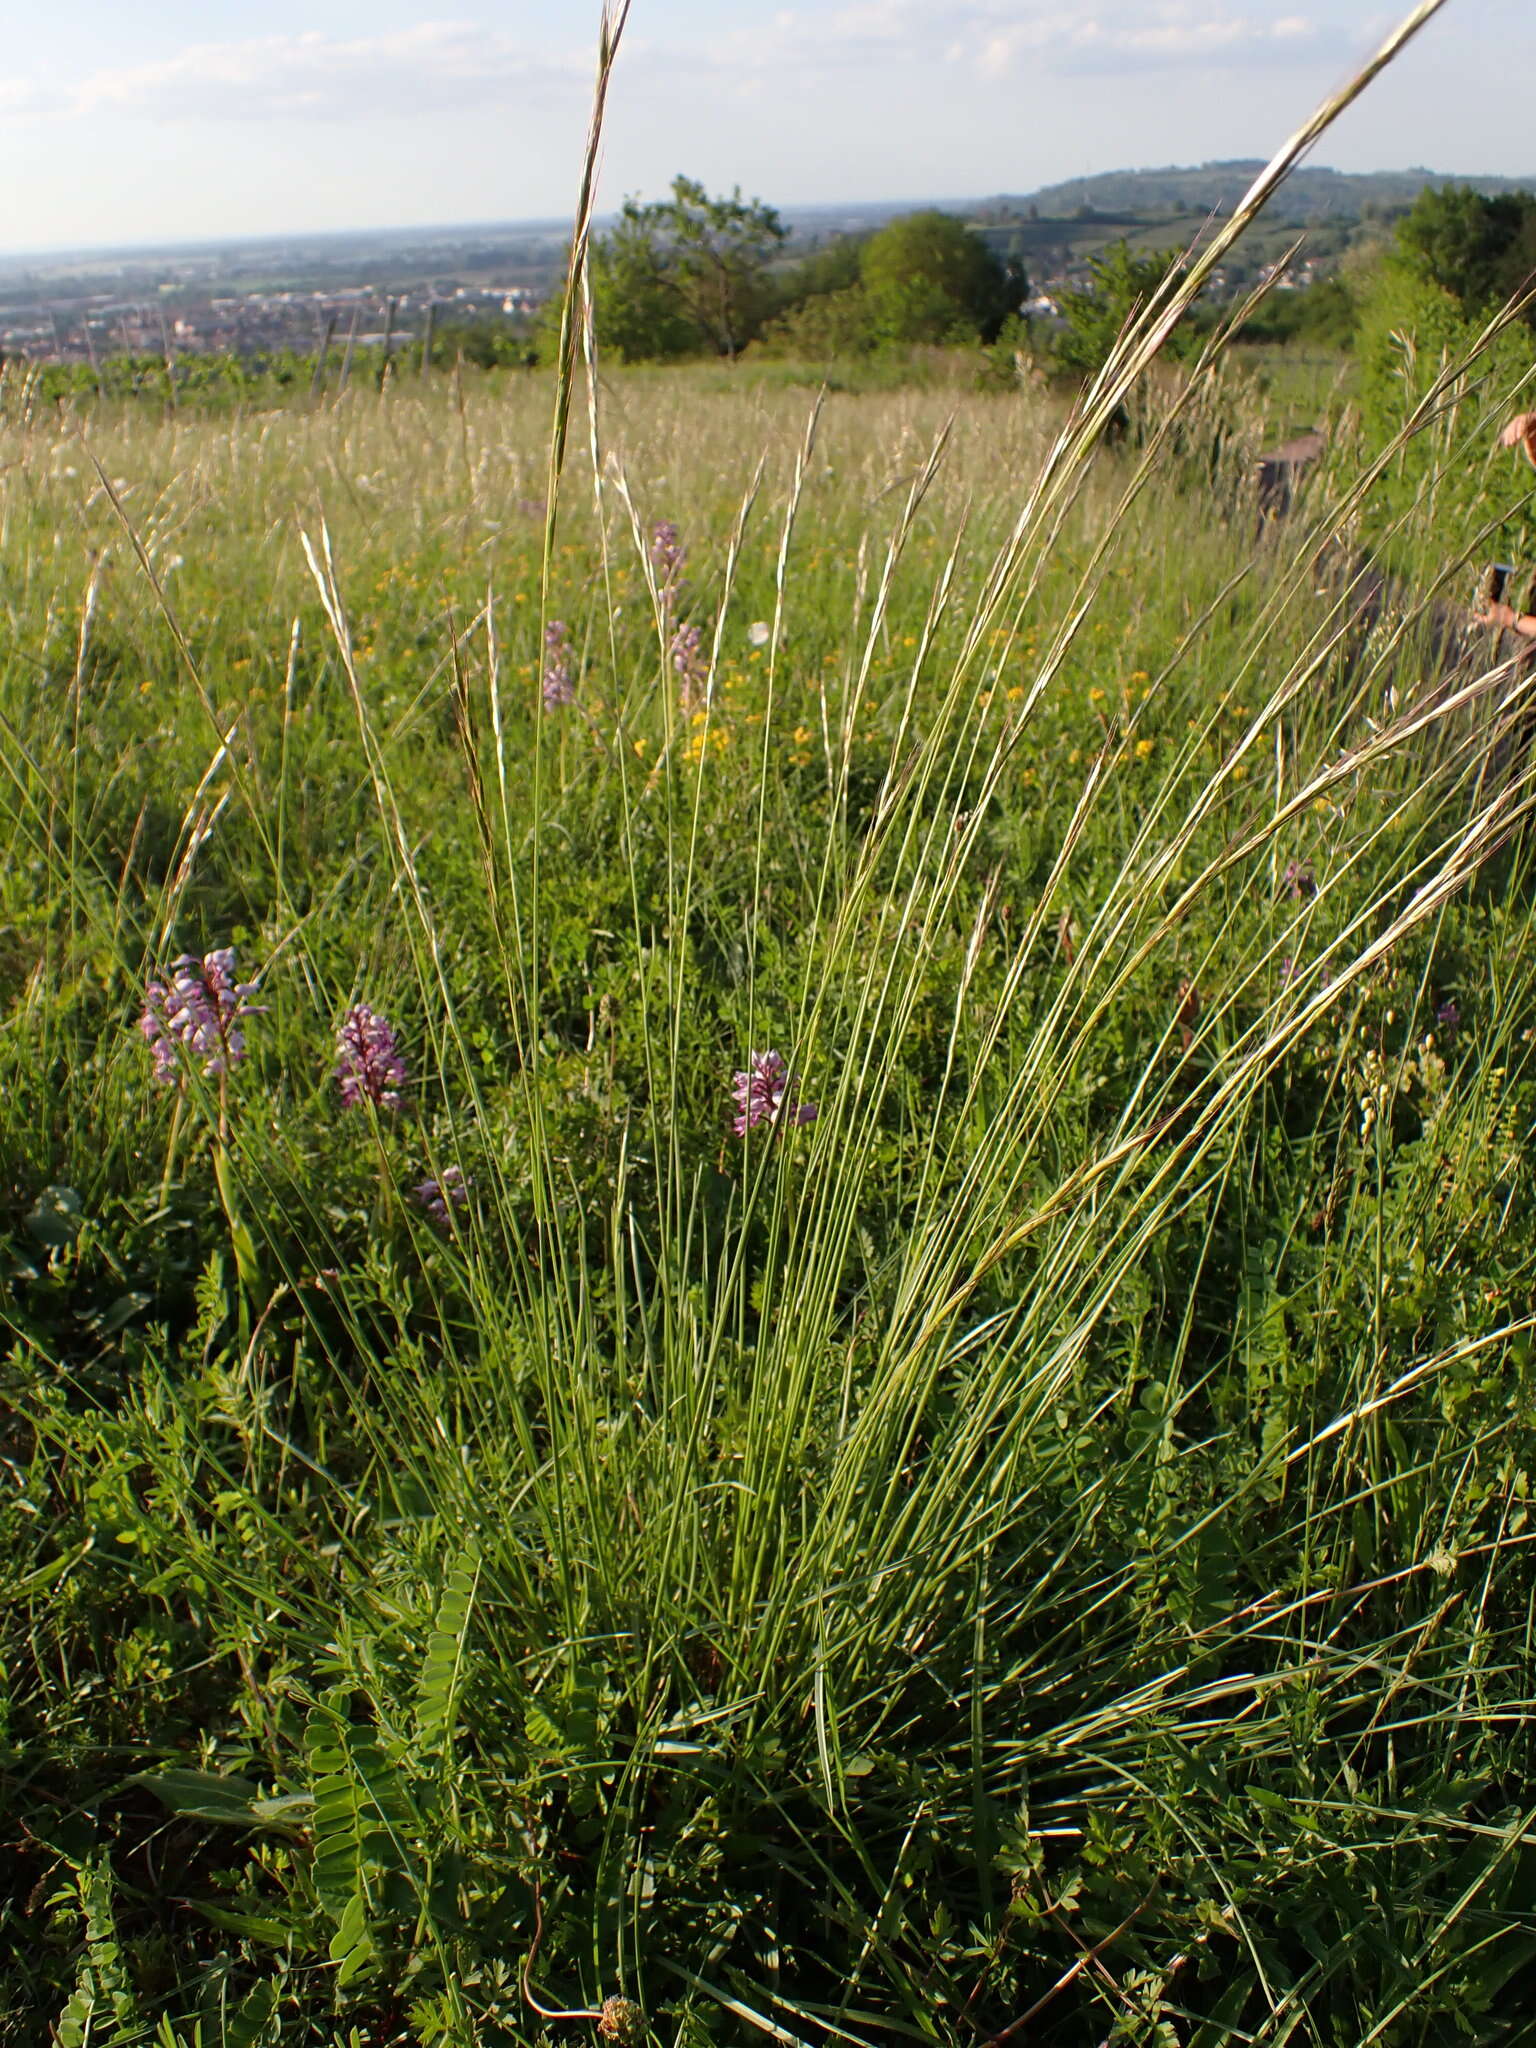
[
  {"xmin": 731, "ymin": 1050, "xmax": 817, "ymax": 1136},
  {"xmin": 542, "ymin": 619, "xmax": 576, "ymax": 709},
  {"xmin": 671, "ymin": 621, "xmax": 707, "ymax": 706},
  {"xmin": 649, "ymin": 519, "xmax": 686, "ymax": 593},
  {"xmin": 414, "ymin": 1166, "xmax": 469, "ymax": 1228},
  {"xmin": 139, "ymin": 948, "xmax": 265, "ymax": 1083},
  {"xmin": 335, "ymin": 1002, "xmax": 407, "ymax": 1111},
  {"xmin": 137, "ymin": 951, "xmax": 475, "ymax": 1231},
  {"xmin": 1282, "ymin": 860, "xmax": 1316, "ymax": 900},
  {"xmin": 645, "ymin": 519, "xmax": 715, "ymax": 710},
  {"xmin": 140, "ymin": 954, "xmax": 818, "ymax": 1233}
]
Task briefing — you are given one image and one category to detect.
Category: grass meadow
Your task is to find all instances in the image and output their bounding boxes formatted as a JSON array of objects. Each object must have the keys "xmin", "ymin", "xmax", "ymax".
[{"xmin": 5, "ymin": 267, "xmax": 1536, "ymax": 2044}]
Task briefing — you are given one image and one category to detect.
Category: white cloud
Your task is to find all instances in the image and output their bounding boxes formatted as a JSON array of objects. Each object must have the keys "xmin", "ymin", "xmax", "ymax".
[
  {"xmin": 0, "ymin": 74, "xmax": 64, "ymax": 115},
  {"xmin": 697, "ymin": 1, "xmax": 919, "ymax": 75},
  {"xmin": 691, "ymin": 1, "xmax": 1343, "ymax": 91},
  {"xmin": 941, "ymin": 4, "xmax": 1333, "ymax": 79},
  {"xmin": 24, "ymin": 21, "xmax": 587, "ymax": 125},
  {"xmin": 0, "ymin": 4, "xmax": 1354, "ymax": 132}
]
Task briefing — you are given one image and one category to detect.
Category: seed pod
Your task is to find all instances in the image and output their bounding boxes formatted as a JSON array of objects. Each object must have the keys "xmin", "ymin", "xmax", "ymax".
[{"xmin": 598, "ymin": 1996, "xmax": 644, "ymax": 2045}]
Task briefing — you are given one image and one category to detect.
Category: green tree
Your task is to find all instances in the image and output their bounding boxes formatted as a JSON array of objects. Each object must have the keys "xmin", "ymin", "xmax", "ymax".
[
  {"xmin": 1353, "ymin": 258, "xmax": 1536, "ymax": 573},
  {"xmin": 1395, "ymin": 184, "xmax": 1536, "ymax": 321},
  {"xmin": 1351, "ymin": 185, "xmax": 1536, "ymax": 571},
  {"xmin": 1049, "ymin": 242, "xmax": 1192, "ymax": 380},
  {"xmin": 759, "ymin": 285, "xmax": 877, "ymax": 361},
  {"xmin": 859, "ymin": 211, "xmax": 1023, "ymax": 346},
  {"xmin": 782, "ymin": 234, "xmax": 866, "ymax": 304},
  {"xmin": 1236, "ymin": 274, "xmax": 1359, "ymax": 351},
  {"xmin": 587, "ymin": 214, "xmax": 702, "ymax": 362},
  {"xmin": 433, "ymin": 317, "xmax": 538, "ymax": 370},
  {"xmin": 759, "ymin": 236, "xmax": 876, "ymax": 360},
  {"xmin": 579, "ymin": 175, "xmax": 788, "ymax": 362}
]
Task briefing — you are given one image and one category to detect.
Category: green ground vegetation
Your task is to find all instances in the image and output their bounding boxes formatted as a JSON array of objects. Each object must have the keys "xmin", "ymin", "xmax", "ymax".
[{"xmin": 4, "ymin": 272, "xmax": 1536, "ymax": 2048}]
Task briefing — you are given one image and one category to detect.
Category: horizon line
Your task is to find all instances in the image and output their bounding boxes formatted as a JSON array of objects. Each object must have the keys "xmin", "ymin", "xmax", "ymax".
[{"xmin": 5, "ymin": 162, "xmax": 1534, "ymax": 269}]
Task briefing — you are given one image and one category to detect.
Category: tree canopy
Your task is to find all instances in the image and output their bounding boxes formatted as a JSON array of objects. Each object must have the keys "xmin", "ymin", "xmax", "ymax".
[
  {"xmin": 858, "ymin": 211, "xmax": 1023, "ymax": 345},
  {"xmin": 1048, "ymin": 242, "xmax": 1192, "ymax": 380},
  {"xmin": 1352, "ymin": 236, "xmax": 1536, "ymax": 576},
  {"xmin": 560, "ymin": 188, "xmax": 1031, "ymax": 365},
  {"xmin": 1394, "ymin": 184, "xmax": 1536, "ymax": 322},
  {"xmin": 584, "ymin": 175, "xmax": 787, "ymax": 362}
]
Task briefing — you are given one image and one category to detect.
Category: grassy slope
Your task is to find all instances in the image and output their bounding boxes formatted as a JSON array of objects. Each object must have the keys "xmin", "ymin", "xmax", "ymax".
[{"xmin": 3, "ymin": 353, "xmax": 1536, "ymax": 2046}]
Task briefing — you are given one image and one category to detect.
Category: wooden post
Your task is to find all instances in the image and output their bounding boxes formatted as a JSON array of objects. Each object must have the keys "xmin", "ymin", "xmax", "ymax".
[
  {"xmin": 377, "ymin": 296, "xmax": 397, "ymax": 391},
  {"xmin": 158, "ymin": 310, "xmax": 178, "ymax": 410},
  {"xmin": 337, "ymin": 304, "xmax": 361, "ymax": 393},
  {"xmin": 81, "ymin": 315, "xmax": 105, "ymax": 401},
  {"xmin": 310, "ymin": 313, "xmax": 338, "ymax": 398}
]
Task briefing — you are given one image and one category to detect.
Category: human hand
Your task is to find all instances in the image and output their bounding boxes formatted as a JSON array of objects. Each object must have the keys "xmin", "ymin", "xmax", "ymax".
[
  {"xmin": 1474, "ymin": 600, "xmax": 1520, "ymax": 630},
  {"xmin": 1499, "ymin": 412, "xmax": 1536, "ymax": 464}
]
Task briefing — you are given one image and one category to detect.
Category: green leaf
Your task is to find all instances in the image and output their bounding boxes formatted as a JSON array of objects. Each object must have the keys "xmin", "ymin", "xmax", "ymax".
[
  {"xmin": 414, "ymin": 1547, "xmax": 480, "ymax": 1753},
  {"xmin": 26, "ymin": 1185, "xmax": 84, "ymax": 1248},
  {"xmin": 87, "ymin": 1292, "xmax": 153, "ymax": 1335},
  {"xmin": 525, "ymin": 1701, "xmax": 567, "ymax": 1757},
  {"xmin": 131, "ymin": 1768, "xmax": 307, "ymax": 1834},
  {"xmin": 305, "ymin": 1701, "xmax": 413, "ymax": 1918},
  {"xmin": 226, "ymin": 1978, "xmax": 280, "ymax": 2048},
  {"xmin": 213, "ymin": 1143, "xmax": 262, "ymax": 1291},
  {"xmin": 251, "ymin": 1792, "xmax": 316, "ymax": 1825},
  {"xmin": 189, "ymin": 1900, "xmax": 296, "ymax": 1947},
  {"xmin": 329, "ymin": 1888, "xmax": 378, "ymax": 1989}
]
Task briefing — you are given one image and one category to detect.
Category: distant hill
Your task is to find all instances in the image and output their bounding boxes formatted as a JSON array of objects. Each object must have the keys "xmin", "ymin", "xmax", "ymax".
[{"xmin": 1000, "ymin": 162, "xmax": 1536, "ymax": 224}]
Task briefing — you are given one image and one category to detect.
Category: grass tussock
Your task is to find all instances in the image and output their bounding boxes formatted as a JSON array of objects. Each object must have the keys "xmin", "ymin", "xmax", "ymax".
[{"xmin": 11, "ymin": 8, "xmax": 1536, "ymax": 2044}]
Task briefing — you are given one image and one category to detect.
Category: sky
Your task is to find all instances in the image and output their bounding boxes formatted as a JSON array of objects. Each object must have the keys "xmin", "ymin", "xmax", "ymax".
[{"xmin": 4, "ymin": 0, "xmax": 1535, "ymax": 253}]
